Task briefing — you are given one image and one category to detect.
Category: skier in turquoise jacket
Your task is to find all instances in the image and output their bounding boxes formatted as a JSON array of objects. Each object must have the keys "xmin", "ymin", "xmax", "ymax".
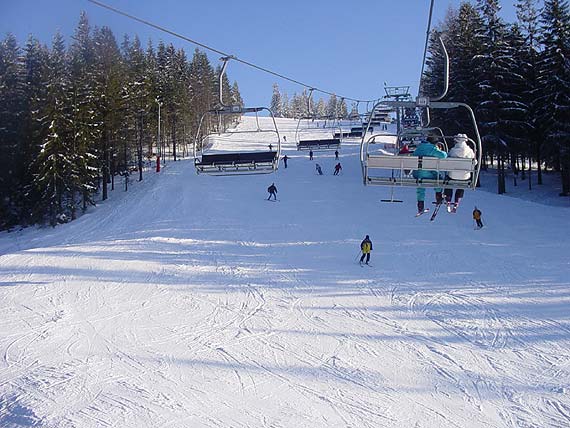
[{"xmin": 412, "ymin": 139, "xmax": 447, "ymax": 214}]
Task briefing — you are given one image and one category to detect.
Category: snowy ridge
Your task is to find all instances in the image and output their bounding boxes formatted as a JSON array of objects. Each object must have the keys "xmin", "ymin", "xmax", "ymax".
[{"xmin": 0, "ymin": 117, "xmax": 569, "ymax": 427}]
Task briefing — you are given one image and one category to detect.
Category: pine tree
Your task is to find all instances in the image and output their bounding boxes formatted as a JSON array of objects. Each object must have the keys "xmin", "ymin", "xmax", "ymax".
[
  {"xmin": 69, "ymin": 12, "xmax": 99, "ymax": 215},
  {"xmin": 281, "ymin": 93, "xmax": 290, "ymax": 118},
  {"xmin": 21, "ymin": 36, "xmax": 50, "ymax": 224},
  {"xmin": 32, "ymin": 32, "xmax": 73, "ymax": 226},
  {"xmin": 270, "ymin": 83, "xmax": 282, "ymax": 117},
  {"xmin": 189, "ymin": 48, "xmax": 215, "ymax": 140},
  {"xmin": 474, "ymin": 0, "xmax": 527, "ymax": 193},
  {"xmin": 504, "ymin": 24, "xmax": 534, "ymax": 186},
  {"xmin": 144, "ymin": 40, "xmax": 160, "ymax": 158},
  {"xmin": 0, "ymin": 34, "xmax": 26, "ymax": 228},
  {"xmin": 536, "ymin": 0, "xmax": 570, "ymax": 195},
  {"xmin": 326, "ymin": 94, "xmax": 338, "ymax": 119},
  {"xmin": 315, "ymin": 98, "xmax": 326, "ymax": 118},
  {"xmin": 516, "ymin": 0, "xmax": 542, "ymax": 186},
  {"xmin": 349, "ymin": 102, "xmax": 360, "ymax": 121},
  {"xmin": 337, "ymin": 98, "xmax": 349, "ymax": 119},
  {"xmin": 230, "ymin": 81, "xmax": 243, "ymax": 107},
  {"xmin": 92, "ymin": 26, "xmax": 125, "ymax": 199}
]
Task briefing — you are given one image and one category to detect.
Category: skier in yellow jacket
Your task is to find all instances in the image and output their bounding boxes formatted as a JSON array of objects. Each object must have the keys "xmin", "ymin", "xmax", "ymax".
[{"xmin": 359, "ymin": 235, "xmax": 373, "ymax": 265}]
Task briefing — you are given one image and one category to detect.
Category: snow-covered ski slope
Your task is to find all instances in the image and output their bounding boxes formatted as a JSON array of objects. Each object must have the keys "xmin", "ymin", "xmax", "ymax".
[{"xmin": 1, "ymin": 117, "xmax": 570, "ymax": 428}]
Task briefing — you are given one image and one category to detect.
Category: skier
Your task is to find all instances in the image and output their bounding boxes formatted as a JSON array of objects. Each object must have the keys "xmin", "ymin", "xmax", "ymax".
[
  {"xmin": 359, "ymin": 235, "xmax": 373, "ymax": 265},
  {"xmin": 315, "ymin": 163, "xmax": 323, "ymax": 175},
  {"xmin": 473, "ymin": 206, "xmax": 483, "ymax": 229},
  {"xmin": 269, "ymin": 144, "xmax": 273, "ymax": 151},
  {"xmin": 335, "ymin": 150, "xmax": 339, "ymax": 160},
  {"xmin": 282, "ymin": 155, "xmax": 288, "ymax": 168},
  {"xmin": 333, "ymin": 163, "xmax": 342, "ymax": 175},
  {"xmin": 444, "ymin": 134, "xmax": 476, "ymax": 213},
  {"xmin": 412, "ymin": 138, "xmax": 447, "ymax": 215},
  {"xmin": 283, "ymin": 136, "xmax": 287, "ymax": 142},
  {"xmin": 309, "ymin": 150, "xmax": 314, "ymax": 160},
  {"xmin": 267, "ymin": 183, "xmax": 278, "ymax": 200}
]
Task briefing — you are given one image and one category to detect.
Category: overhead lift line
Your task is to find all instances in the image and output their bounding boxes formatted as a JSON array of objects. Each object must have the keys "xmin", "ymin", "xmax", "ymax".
[{"xmin": 87, "ymin": 0, "xmax": 376, "ymax": 104}]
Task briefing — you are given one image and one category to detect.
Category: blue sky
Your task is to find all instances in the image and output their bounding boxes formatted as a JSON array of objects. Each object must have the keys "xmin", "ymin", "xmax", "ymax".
[{"xmin": 2, "ymin": 0, "xmax": 518, "ymax": 110}]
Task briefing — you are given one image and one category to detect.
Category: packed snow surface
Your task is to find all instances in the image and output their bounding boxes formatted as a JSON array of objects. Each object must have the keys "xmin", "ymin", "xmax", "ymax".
[{"xmin": 1, "ymin": 117, "xmax": 569, "ymax": 427}]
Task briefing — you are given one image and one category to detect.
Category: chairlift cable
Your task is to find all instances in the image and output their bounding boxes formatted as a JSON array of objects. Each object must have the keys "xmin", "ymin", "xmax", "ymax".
[{"xmin": 87, "ymin": 0, "xmax": 374, "ymax": 103}]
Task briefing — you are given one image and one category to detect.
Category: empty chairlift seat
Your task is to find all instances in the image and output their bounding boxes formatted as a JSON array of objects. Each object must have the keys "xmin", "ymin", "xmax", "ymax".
[
  {"xmin": 349, "ymin": 127, "xmax": 364, "ymax": 138},
  {"xmin": 297, "ymin": 138, "xmax": 341, "ymax": 151},
  {"xmin": 195, "ymin": 151, "xmax": 278, "ymax": 174}
]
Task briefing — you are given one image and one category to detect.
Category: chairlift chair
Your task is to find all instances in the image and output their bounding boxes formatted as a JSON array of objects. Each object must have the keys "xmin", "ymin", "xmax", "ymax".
[
  {"xmin": 194, "ymin": 105, "xmax": 281, "ymax": 176},
  {"xmin": 295, "ymin": 89, "xmax": 341, "ymax": 152},
  {"xmin": 360, "ymin": 36, "xmax": 482, "ymax": 192},
  {"xmin": 295, "ymin": 116, "xmax": 342, "ymax": 151},
  {"xmin": 193, "ymin": 56, "xmax": 281, "ymax": 176},
  {"xmin": 360, "ymin": 100, "xmax": 481, "ymax": 189}
]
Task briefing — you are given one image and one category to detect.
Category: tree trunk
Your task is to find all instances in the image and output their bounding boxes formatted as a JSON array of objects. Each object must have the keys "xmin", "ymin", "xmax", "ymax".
[
  {"xmin": 560, "ymin": 157, "xmax": 570, "ymax": 196},
  {"xmin": 528, "ymin": 156, "xmax": 532, "ymax": 191},
  {"xmin": 102, "ymin": 129, "xmax": 109, "ymax": 201},
  {"xmin": 138, "ymin": 113, "xmax": 144, "ymax": 182},
  {"xmin": 172, "ymin": 115, "xmax": 177, "ymax": 162},
  {"xmin": 534, "ymin": 140, "xmax": 543, "ymax": 185}
]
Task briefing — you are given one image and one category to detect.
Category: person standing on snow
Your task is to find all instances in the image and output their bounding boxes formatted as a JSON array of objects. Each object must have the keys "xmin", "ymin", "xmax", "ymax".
[
  {"xmin": 315, "ymin": 163, "xmax": 323, "ymax": 175},
  {"xmin": 282, "ymin": 155, "xmax": 288, "ymax": 168},
  {"xmin": 359, "ymin": 235, "xmax": 373, "ymax": 265},
  {"xmin": 473, "ymin": 206, "xmax": 483, "ymax": 228},
  {"xmin": 335, "ymin": 150, "xmax": 339, "ymax": 160},
  {"xmin": 333, "ymin": 163, "xmax": 342, "ymax": 175},
  {"xmin": 444, "ymin": 134, "xmax": 476, "ymax": 213},
  {"xmin": 309, "ymin": 150, "xmax": 314, "ymax": 160},
  {"xmin": 412, "ymin": 138, "xmax": 447, "ymax": 214},
  {"xmin": 267, "ymin": 183, "xmax": 278, "ymax": 200}
]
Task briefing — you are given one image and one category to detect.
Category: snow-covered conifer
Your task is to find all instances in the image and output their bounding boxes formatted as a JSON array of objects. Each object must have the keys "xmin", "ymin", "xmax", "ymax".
[{"xmin": 536, "ymin": 0, "xmax": 570, "ymax": 194}]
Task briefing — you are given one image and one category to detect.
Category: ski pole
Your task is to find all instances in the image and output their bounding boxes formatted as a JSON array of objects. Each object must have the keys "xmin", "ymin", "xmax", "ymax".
[{"xmin": 355, "ymin": 250, "xmax": 362, "ymax": 262}]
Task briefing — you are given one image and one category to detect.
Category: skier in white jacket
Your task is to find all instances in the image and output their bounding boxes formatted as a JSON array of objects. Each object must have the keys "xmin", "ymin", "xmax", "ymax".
[{"xmin": 443, "ymin": 134, "xmax": 476, "ymax": 213}]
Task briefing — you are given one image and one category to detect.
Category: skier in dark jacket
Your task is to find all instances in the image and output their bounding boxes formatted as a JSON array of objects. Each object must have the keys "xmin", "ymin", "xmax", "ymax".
[
  {"xmin": 359, "ymin": 235, "xmax": 373, "ymax": 265},
  {"xmin": 282, "ymin": 155, "xmax": 288, "ymax": 168},
  {"xmin": 473, "ymin": 206, "xmax": 483, "ymax": 228},
  {"xmin": 267, "ymin": 183, "xmax": 277, "ymax": 200}
]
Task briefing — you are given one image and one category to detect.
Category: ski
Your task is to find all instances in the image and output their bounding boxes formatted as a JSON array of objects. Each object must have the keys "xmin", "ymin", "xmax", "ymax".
[
  {"xmin": 430, "ymin": 203, "xmax": 443, "ymax": 221},
  {"xmin": 415, "ymin": 209, "xmax": 430, "ymax": 217}
]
